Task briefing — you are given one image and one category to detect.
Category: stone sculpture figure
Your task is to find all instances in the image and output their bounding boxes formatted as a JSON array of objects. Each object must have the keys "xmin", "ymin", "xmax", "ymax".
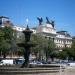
[
  {"xmin": 37, "ymin": 17, "xmax": 43, "ymax": 25},
  {"xmin": 51, "ymin": 20, "xmax": 54, "ymax": 28},
  {"xmin": 46, "ymin": 17, "xmax": 50, "ymax": 24},
  {"xmin": 46, "ymin": 17, "xmax": 55, "ymax": 28}
]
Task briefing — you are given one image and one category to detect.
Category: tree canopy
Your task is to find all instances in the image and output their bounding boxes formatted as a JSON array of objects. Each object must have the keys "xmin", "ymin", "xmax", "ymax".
[
  {"xmin": 30, "ymin": 34, "xmax": 56, "ymax": 61},
  {"xmin": 0, "ymin": 26, "xmax": 14, "ymax": 58}
]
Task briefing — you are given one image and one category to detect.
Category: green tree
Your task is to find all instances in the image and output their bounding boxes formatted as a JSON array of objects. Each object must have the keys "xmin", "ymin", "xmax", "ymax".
[
  {"xmin": 0, "ymin": 26, "xmax": 14, "ymax": 58},
  {"xmin": 17, "ymin": 47, "xmax": 24, "ymax": 56},
  {"xmin": 71, "ymin": 38, "xmax": 75, "ymax": 49},
  {"xmin": 46, "ymin": 39, "xmax": 56, "ymax": 61},
  {"xmin": 59, "ymin": 47, "xmax": 75, "ymax": 60},
  {"xmin": 31, "ymin": 34, "xmax": 47, "ymax": 60},
  {"xmin": 0, "ymin": 29, "xmax": 4, "ymax": 57},
  {"xmin": 71, "ymin": 39, "xmax": 75, "ymax": 60},
  {"xmin": 31, "ymin": 34, "xmax": 55, "ymax": 61},
  {"xmin": 57, "ymin": 50, "xmax": 68, "ymax": 59}
]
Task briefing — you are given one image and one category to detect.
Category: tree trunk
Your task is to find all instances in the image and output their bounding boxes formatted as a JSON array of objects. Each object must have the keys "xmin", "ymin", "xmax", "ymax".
[{"xmin": 3, "ymin": 52, "xmax": 6, "ymax": 59}]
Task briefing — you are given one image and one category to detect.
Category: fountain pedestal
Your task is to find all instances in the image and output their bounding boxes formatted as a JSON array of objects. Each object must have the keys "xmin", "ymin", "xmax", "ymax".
[{"xmin": 17, "ymin": 25, "xmax": 35, "ymax": 67}]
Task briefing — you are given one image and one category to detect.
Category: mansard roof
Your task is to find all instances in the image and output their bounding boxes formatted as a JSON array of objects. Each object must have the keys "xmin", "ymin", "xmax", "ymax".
[{"xmin": 57, "ymin": 31, "xmax": 71, "ymax": 37}]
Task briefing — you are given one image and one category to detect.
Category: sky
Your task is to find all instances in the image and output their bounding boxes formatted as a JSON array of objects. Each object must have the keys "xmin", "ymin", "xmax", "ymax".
[{"xmin": 0, "ymin": 0, "xmax": 75, "ymax": 36}]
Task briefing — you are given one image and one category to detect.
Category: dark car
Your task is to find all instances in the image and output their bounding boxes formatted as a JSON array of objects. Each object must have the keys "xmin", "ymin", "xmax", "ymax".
[{"xmin": 15, "ymin": 58, "xmax": 25, "ymax": 65}]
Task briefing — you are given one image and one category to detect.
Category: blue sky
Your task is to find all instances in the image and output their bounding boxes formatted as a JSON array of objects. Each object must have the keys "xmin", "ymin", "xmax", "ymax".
[{"xmin": 0, "ymin": 0, "xmax": 75, "ymax": 36}]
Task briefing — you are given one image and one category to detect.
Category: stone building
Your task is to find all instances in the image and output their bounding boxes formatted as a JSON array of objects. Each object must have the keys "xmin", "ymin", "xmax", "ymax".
[
  {"xmin": 0, "ymin": 16, "xmax": 13, "ymax": 27},
  {"xmin": 35, "ymin": 18, "xmax": 72, "ymax": 51}
]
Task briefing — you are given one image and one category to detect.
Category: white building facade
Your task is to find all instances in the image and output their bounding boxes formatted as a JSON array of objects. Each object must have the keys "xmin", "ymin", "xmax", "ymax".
[
  {"xmin": 0, "ymin": 16, "xmax": 13, "ymax": 27},
  {"xmin": 36, "ymin": 22, "xmax": 72, "ymax": 51}
]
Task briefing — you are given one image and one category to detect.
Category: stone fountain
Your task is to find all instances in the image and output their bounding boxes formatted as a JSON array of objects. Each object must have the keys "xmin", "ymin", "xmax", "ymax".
[{"xmin": 17, "ymin": 25, "xmax": 35, "ymax": 68}]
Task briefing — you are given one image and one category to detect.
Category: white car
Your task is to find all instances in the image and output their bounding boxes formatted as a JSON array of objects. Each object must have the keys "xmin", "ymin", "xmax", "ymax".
[
  {"xmin": 67, "ymin": 62, "xmax": 75, "ymax": 67},
  {"xmin": 0, "ymin": 59, "xmax": 14, "ymax": 65}
]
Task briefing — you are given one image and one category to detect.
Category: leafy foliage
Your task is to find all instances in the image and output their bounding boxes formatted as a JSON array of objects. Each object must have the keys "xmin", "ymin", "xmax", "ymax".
[
  {"xmin": 30, "ymin": 34, "xmax": 55, "ymax": 61},
  {"xmin": 71, "ymin": 39, "xmax": 75, "ymax": 49},
  {"xmin": 0, "ymin": 26, "xmax": 14, "ymax": 58}
]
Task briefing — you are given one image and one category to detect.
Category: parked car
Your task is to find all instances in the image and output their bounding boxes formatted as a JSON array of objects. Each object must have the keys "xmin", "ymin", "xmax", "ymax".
[
  {"xmin": 29, "ymin": 60, "xmax": 43, "ymax": 65},
  {"xmin": 55, "ymin": 60, "xmax": 68, "ymax": 64},
  {"xmin": 0, "ymin": 59, "xmax": 14, "ymax": 65},
  {"xmin": 67, "ymin": 62, "xmax": 75, "ymax": 67},
  {"xmin": 15, "ymin": 58, "xmax": 25, "ymax": 65}
]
